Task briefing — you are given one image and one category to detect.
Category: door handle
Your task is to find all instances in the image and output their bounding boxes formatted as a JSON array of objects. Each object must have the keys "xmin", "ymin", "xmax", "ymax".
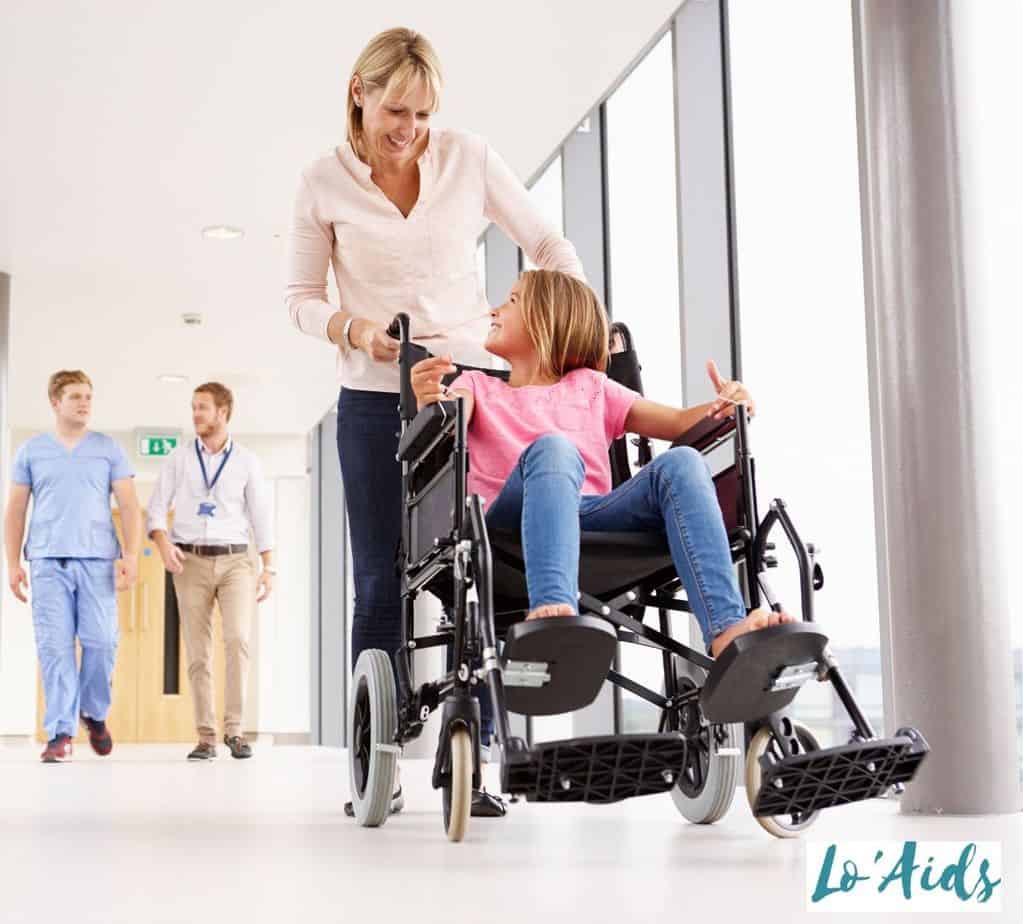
[{"xmin": 142, "ymin": 584, "xmax": 150, "ymax": 632}]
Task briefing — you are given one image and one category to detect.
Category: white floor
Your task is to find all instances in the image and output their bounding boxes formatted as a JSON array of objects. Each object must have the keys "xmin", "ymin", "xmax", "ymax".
[{"xmin": 0, "ymin": 744, "xmax": 1019, "ymax": 923}]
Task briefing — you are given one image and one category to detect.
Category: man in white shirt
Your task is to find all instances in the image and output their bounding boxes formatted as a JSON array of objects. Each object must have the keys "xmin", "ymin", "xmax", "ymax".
[{"xmin": 147, "ymin": 382, "xmax": 275, "ymax": 761}]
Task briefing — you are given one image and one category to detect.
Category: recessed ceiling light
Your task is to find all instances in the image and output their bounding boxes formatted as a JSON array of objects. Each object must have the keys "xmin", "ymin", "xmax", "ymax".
[
  {"xmin": 158, "ymin": 374, "xmax": 188, "ymax": 384},
  {"xmin": 201, "ymin": 225, "xmax": 244, "ymax": 241}
]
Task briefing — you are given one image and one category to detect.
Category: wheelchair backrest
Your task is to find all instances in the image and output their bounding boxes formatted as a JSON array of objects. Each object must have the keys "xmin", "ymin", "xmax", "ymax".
[{"xmin": 607, "ymin": 321, "xmax": 652, "ymax": 488}]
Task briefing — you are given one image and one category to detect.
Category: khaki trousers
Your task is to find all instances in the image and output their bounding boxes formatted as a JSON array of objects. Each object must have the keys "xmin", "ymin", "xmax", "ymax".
[{"xmin": 172, "ymin": 551, "xmax": 255, "ymax": 744}]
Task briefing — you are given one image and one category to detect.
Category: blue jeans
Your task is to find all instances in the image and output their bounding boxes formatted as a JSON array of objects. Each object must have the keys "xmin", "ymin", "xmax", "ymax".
[
  {"xmin": 485, "ymin": 434, "xmax": 747, "ymax": 650},
  {"xmin": 336, "ymin": 388, "xmax": 495, "ymax": 743},
  {"xmin": 30, "ymin": 558, "xmax": 118, "ymax": 740}
]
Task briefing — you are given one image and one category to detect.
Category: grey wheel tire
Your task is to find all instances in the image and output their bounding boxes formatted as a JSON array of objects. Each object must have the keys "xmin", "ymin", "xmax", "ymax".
[
  {"xmin": 348, "ymin": 649, "xmax": 399, "ymax": 827},
  {"xmin": 745, "ymin": 722, "xmax": 820, "ymax": 838},
  {"xmin": 668, "ymin": 658, "xmax": 742, "ymax": 825}
]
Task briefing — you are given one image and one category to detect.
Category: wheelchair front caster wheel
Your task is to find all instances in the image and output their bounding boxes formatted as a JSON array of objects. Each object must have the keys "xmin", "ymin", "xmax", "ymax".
[
  {"xmin": 442, "ymin": 727, "xmax": 473, "ymax": 842},
  {"xmin": 347, "ymin": 650, "xmax": 399, "ymax": 828},
  {"xmin": 745, "ymin": 721, "xmax": 820, "ymax": 838}
]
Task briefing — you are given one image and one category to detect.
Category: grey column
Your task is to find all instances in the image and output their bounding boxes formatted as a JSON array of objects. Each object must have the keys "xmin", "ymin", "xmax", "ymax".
[
  {"xmin": 484, "ymin": 225, "xmax": 520, "ymax": 309},
  {"xmin": 0, "ymin": 273, "xmax": 9, "ymax": 653},
  {"xmin": 674, "ymin": 0, "xmax": 740, "ymax": 403},
  {"xmin": 852, "ymin": 0, "xmax": 1020, "ymax": 813},
  {"xmin": 562, "ymin": 108, "xmax": 608, "ymax": 306}
]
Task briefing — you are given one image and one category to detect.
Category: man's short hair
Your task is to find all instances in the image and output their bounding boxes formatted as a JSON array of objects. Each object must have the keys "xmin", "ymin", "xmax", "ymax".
[
  {"xmin": 48, "ymin": 370, "xmax": 93, "ymax": 403},
  {"xmin": 194, "ymin": 382, "xmax": 234, "ymax": 422}
]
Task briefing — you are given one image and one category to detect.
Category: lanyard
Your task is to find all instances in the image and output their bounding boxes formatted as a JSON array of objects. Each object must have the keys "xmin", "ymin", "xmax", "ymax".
[{"xmin": 195, "ymin": 439, "xmax": 232, "ymax": 496}]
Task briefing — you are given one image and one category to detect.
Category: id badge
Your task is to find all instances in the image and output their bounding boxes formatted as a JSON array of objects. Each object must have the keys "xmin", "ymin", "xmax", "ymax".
[{"xmin": 197, "ymin": 501, "xmax": 217, "ymax": 517}]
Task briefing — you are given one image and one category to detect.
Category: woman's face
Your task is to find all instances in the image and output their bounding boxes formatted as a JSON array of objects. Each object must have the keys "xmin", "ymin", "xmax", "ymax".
[
  {"xmin": 353, "ymin": 77, "xmax": 434, "ymax": 166},
  {"xmin": 486, "ymin": 281, "xmax": 533, "ymax": 360}
]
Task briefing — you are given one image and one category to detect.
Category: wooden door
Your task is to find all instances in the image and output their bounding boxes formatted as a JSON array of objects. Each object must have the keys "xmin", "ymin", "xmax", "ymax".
[{"xmin": 135, "ymin": 531, "xmax": 226, "ymax": 742}]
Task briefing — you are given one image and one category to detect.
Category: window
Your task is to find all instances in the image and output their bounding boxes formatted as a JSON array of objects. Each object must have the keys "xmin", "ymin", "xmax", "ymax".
[
  {"xmin": 728, "ymin": 0, "xmax": 880, "ymax": 747},
  {"xmin": 521, "ymin": 155, "xmax": 573, "ymax": 743},
  {"xmin": 520, "ymin": 156, "xmax": 564, "ymax": 271},
  {"xmin": 605, "ymin": 30, "xmax": 681, "ymax": 732}
]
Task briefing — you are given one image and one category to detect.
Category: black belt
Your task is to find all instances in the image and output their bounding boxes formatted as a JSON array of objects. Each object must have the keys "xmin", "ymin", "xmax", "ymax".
[{"xmin": 176, "ymin": 543, "xmax": 248, "ymax": 557}]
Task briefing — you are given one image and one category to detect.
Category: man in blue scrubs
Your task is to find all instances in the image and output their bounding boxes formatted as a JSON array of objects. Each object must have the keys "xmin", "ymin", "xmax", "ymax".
[{"xmin": 3, "ymin": 370, "xmax": 141, "ymax": 762}]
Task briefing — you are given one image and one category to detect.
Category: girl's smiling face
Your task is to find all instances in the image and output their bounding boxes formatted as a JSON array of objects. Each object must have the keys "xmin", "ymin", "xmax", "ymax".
[{"xmin": 485, "ymin": 281, "xmax": 534, "ymax": 361}]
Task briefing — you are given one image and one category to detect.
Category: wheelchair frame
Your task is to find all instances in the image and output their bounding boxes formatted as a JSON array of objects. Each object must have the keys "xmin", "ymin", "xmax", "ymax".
[{"xmin": 346, "ymin": 312, "xmax": 928, "ymax": 841}]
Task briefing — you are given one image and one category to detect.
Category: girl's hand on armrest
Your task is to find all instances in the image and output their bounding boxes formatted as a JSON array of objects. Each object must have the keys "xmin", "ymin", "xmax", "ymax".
[
  {"xmin": 411, "ymin": 355, "xmax": 457, "ymax": 408},
  {"xmin": 706, "ymin": 360, "xmax": 756, "ymax": 419}
]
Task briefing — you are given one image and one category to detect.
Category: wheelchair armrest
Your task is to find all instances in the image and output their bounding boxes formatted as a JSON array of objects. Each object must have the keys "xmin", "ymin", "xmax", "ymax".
[
  {"xmin": 397, "ymin": 401, "xmax": 457, "ymax": 462},
  {"xmin": 672, "ymin": 415, "xmax": 736, "ymax": 454}
]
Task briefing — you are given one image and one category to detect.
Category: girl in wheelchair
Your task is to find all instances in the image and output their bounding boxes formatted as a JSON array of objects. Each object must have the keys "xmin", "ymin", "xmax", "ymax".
[{"xmin": 410, "ymin": 269, "xmax": 796, "ymax": 660}]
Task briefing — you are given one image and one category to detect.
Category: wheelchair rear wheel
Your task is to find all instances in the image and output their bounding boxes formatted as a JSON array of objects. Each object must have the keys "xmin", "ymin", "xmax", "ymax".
[
  {"xmin": 348, "ymin": 650, "xmax": 399, "ymax": 827},
  {"xmin": 745, "ymin": 722, "xmax": 820, "ymax": 838},
  {"xmin": 667, "ymin": 658, "xmax": 742, "ymax": 825},
  {"xmin": 442, "ymin": 726, "xmax": 472, "ymax": 842}
]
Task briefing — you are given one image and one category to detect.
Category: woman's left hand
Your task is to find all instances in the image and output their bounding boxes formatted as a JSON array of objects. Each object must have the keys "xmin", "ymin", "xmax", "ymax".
[{"xmin": 706, "ymin": 360, "xmax": 756, "ymax": 419}]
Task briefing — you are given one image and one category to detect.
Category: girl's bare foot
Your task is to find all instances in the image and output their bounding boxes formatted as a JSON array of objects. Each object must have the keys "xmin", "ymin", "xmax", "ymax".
[
  {"xmin": 710, "ymin": 608, "xmax": 797, "ymax": 658},
  {"xmin": 526, "ymin": 603, "xmax": 576, "ymax": 621}
]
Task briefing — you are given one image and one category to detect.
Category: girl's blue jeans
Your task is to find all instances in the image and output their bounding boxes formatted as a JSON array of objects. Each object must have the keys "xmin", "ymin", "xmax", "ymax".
[{"xmin": 484, "ymin": 434, "xmax": 747, "ymax": 651}]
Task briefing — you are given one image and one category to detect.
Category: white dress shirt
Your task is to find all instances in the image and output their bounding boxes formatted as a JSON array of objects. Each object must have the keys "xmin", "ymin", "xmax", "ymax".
[{"xmin": 146, "ymin": 437, "xmax": 274, "ymax": 551}]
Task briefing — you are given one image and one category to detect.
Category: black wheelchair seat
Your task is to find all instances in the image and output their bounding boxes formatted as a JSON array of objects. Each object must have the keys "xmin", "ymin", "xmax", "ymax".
[
  {"xmin": 500, "ymin": 614, "xmax": 617, "ymax": 716},
  {"xmin": 700, "ymin": 622, "xmax": 830, "ymax": 723},
  {"xmin": 488, "ymin": 528, "xmax": 677, "ymax": 606}
]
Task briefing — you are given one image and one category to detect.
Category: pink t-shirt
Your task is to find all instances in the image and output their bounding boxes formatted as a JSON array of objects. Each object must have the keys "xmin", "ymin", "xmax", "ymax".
[{"xmin": 449, "ymin": 367, "xmax": 641, "ymax": 509}]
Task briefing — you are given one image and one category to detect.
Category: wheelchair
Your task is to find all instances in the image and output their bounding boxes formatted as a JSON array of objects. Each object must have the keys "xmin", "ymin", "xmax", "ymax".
[{"xmin": 346, "ymin": 312, "xmax": 929, "ymax": 842}]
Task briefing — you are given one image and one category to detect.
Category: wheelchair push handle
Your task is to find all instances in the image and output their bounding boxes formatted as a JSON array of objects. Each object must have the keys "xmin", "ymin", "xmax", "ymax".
[{"xmin": 389, "ymin": 313, "xmax": 427, "ymax": 423}]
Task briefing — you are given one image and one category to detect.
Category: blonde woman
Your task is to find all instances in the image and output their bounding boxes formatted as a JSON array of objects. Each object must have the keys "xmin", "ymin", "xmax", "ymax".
[
  {"xmin": 285, "ymin": 28, "xmax": 582, "ymax": 817},
  {"xmin": 412, "ymin": 271, "xmax": 796, "ymax": 653}
]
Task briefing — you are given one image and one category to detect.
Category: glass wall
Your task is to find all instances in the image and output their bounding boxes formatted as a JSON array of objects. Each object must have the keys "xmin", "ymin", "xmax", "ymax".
[
  {"xmin": 604, "ymin": 30, "xmax": 683, "ymax": 732},
  {"xmin": 728, "ymin": 0, "xmax": 881, "ymax": 746},
  {"xmin": 521, "ymin": 156, "xmax": 564, "ymax": 272},
  {"xmin": 521, "ymin": 155, "xmax": 573, "ymax": 743}
]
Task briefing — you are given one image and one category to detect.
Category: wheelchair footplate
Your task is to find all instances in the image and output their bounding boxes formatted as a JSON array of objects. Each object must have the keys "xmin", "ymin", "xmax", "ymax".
[
  {"xmin": 752, "ymin": 727, "xmax": 929, "ymax": 818},
  {"xmin": 501, "ymin": 733, "xmax": 688, "ymax": 804},
  {"xmin": 700, "ymin": 622, "xmax": 829, "ymax": 723},
  {"xmin": 501, "ymin": 615, "xmax": 616, "ymax": 716}
]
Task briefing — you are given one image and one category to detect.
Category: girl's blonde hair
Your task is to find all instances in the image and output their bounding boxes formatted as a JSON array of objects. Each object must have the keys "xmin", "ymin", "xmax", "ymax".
[
  {"xmin": 517, "ymin": 270, "xmax": 610, "ymax": 379},
  {"xmin": 347, "ymin": 28, "xmax": 443, "ymax": 160}
]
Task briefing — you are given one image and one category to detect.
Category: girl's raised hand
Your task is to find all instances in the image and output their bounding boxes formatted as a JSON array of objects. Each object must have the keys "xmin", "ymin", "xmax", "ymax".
[
  {"xmin": 706, "ymin": 359, "xmax": 756, "ymax": 420},
  {"xmin": 411, "ymin": 355, "xmax": 458, "ymax": 408}
]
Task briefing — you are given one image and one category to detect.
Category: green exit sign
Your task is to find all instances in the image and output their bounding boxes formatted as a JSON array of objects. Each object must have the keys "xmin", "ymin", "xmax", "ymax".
[{"xmin": 137, "ymin": 432, "xmax": 180, "ymax": 458}]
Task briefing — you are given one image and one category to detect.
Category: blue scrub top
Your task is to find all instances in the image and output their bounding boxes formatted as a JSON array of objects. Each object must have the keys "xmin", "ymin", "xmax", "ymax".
[{"xmin": 11, "ymin": 432, "xmax": 134, "ymax": 560}]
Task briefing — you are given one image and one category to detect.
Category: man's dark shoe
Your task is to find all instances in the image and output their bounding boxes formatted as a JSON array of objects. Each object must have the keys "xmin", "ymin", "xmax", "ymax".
[
  {"xmin": 81, "ymin": 715, "xmax": 113, "ymax": 756},
  {"xmin": 187, "ymin": 742, "xmax": 217, "ymax": 761},
  {"xmin": 40, "ymin": 735, "xmax": 73, "ymax": 763},
  {"xmin": 344, "ymin": 788, "xmax": 404, "ymax": 818},
  {"xmin": 471, "ymin": 788, "xmax": 507, "ymax": 817},
  {"xmin": 224, "ymin": 735, "xmax": 253, "ymax": 759}
]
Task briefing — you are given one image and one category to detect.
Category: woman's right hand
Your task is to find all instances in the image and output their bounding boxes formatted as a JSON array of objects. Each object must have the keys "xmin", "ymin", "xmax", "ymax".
[
  {"xmin": 349, "ymin": 318, "xmax": 400, "ymax": 363},
  {"xmin": 411, "ymin": 355, "xmax": 457, "ymax": 408}
]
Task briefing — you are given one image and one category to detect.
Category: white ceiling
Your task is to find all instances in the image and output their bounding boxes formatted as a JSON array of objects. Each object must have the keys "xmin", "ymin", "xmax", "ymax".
[{"xmin": 1, "ymin": 0, "xmax": 682, "ymax": 435}]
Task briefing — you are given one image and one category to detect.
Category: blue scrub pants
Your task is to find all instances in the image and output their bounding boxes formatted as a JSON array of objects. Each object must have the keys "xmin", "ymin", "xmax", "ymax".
[{"xmin": 30, "ymin": 558, "xmax": 119, "ymax": 740}]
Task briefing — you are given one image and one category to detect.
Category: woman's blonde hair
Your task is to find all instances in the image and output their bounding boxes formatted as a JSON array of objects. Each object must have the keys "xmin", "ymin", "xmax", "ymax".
[
  {"xmin": 347, "ymin": 28, "xmax": 443, "ymax": 159},
  {"xmin": 517, "ymin": 270, "xmax": 610, "ymax": 380}
]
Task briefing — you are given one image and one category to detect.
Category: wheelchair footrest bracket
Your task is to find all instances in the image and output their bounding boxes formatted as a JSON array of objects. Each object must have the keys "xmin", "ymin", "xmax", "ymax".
[{"xmin": 503, "ymin": 660, "xmax": 551, "ymax": 688}]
